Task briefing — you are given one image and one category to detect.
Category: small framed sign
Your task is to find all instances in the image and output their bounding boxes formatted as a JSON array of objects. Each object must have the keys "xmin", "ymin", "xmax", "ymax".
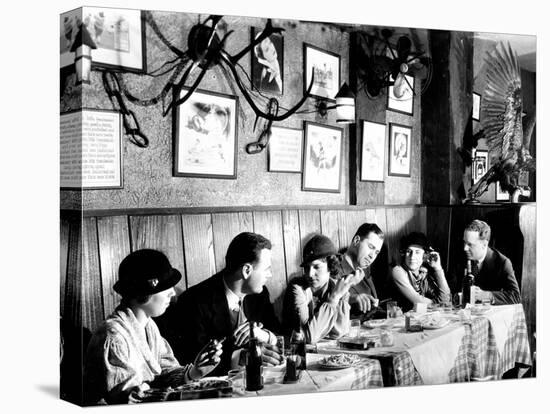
[{"xmin": 268, "ymin": 126, "xmax": 303, "ymax": 173}]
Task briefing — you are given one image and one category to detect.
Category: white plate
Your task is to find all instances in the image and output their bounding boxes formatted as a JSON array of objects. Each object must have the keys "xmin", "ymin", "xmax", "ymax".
[
  {"xmin": 421, "ymin": 319, "xmax": 450, "ymax": 330},
  {"xmin": 363, "ymin": 319, "xmax": 387, "ymax": 328}
]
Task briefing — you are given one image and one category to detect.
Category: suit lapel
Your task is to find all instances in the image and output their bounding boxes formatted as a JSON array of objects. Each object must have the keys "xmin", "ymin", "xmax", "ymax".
[{"xmin": 210, "ymin": 273, "xmax": 234, "ymax": 336}]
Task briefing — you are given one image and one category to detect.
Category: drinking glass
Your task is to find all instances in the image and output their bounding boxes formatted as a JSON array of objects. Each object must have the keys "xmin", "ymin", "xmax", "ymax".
[
  {"xmin": 275, "ymin": 335, "xmax": 285, "ymax": 364},
  {"xmin": 349, "ymin": 319, "xmax": 361, "ymax": 337},
  {"xmin": 386, "ymin": 301, "xmax": 398, "ymax": 318},
  {"xmin": 228, "ymin": 368, "xmax": 245, "ymax": 394}
]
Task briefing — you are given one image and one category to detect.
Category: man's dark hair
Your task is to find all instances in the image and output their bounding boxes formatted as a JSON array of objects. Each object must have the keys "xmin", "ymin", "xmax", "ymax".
[
  {"xmin": 354, "ymin": 223, "xmax": 384, "ymax": 240},
  {"xmin": 225, "ymin": 232, "xmax": 272, "ymax": 271}
]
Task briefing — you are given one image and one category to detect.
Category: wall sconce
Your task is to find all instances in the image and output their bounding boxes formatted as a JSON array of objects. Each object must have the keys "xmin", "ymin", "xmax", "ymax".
[
  {"xmin": 315, "ymin": 83, "xmax": 356, "ymax": 124},
  {"xmin": 71, "ymin": 24, "xmax": 97, "ymax": 85}
]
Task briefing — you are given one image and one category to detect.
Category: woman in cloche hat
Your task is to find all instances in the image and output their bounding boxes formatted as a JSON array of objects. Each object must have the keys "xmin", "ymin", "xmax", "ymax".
[
  {"xmin": 84, "ymin": 249, "xmax": 223, "ymax": 405},
  {"xmin": 282, "ymin": 234, "xmax": 360, "ymax": 344},
  {"xmin": 390, "ymin": 232, "xmax": 451, "ymax": 312}
]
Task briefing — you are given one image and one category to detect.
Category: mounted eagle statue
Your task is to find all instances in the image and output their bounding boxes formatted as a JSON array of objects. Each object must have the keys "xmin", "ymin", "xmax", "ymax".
[{"xmin": 466, "ymin": 42, "xmax": 536, "ymax": 203}]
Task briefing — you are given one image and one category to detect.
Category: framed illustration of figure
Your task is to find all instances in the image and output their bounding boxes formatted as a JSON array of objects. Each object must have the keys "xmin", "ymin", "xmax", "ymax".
[
  {"xmin": 473, "ymin": 149, "xmax": 488, "ymax": 184},
  {"xmin": 303, "ymin": 44, "xmax": 341, "ymax": 101},
  {"xmin": 173, "ymin": 88, "xmax": 238, "ymax": 179},
  {"xmin": 388, "ymin": 123, "xmax": 412, "ymax": 177},
  {"xmin": 360, "ymin": 120, "xmax": 386, "ymax": 182},
  {"xmin": 387, "ymin": 74, "xmax": 414, "ymax": 115},
  {"xmin": 251, "ymin": 28, "xmax": 284, "ymax": 95},
  {"xmin": 302, "ymin": 121, "xmax": 343, "ymax": 192}
]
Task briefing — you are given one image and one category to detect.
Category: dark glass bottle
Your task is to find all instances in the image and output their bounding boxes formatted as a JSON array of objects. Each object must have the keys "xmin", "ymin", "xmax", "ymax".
[
  {"xmin": 245, "ymin": 321, "xmax": 263, "ymax": 391},
  {"xmin": 290, "ymin": 330, "xmax": 306, "ymax": 370},
  {"xmin": 462, "ymin": 260, "xmax": 474, "ymax": 308}
]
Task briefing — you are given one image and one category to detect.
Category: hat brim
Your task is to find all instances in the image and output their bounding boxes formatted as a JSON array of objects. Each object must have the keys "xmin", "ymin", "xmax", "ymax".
[
  {"xmin": 300, "ymin": 253, "xmax": 333, "ymax": 267},
  {"xmin": 113, "ymin": 268, "xmax": 182, "ymax": 297}
]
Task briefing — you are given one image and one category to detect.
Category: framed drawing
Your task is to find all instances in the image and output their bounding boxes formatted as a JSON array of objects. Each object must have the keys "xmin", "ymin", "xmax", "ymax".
[
  {"xmin": 302, "ymin": 122, "xmax": 343, "ymax": 193},
  {"xmin": 360, "ymin": 120, "xmax": 386, "ymax": 182},
  {"xmin": 251, "ymin": 28, "xmax": 284, "ymax": 95},
  {"xmin": 388, "ymin": 123, "xmax": 412, "ymax": 177},
  {"xmin": 473, "ymin": 149, "xmax": 488, "ymax": 184},
  {"xmin": 303, "ymin": 43, "xmax": 341, "ymax": 101},
  {"xmin": 60, "ymin": 7, "xmax": 146, "ymax": 72},
  {"xmin": 496, "ymin": 181, "xmax": 510, "ymax": 201},
  {"xmin": 173, "ymin": 88, "xmax": 238, "ymax": 179},
  {"xmin": 387, "ymin": 74, "xmax": 414, "ymax": 115},
  {"xmin": 60, "ymin": 108, "xmax": 123, "ymax": 190},
  {"xmin": 472, "ymin": 92, "xmax": 481, "ymax": 121},
  {"xmin": 268, "ymin": 126, "xmax": 303, "ymax": 173}
]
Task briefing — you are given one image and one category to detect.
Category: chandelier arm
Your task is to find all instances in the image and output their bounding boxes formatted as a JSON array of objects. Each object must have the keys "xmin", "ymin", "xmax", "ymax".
[
  {"xmin": 221, "ymin": 53, "xmax": 314, "ymax": 122},
  {"xmin": 163, "ymin": 62, "xmax": 207, "ymax": 116}
]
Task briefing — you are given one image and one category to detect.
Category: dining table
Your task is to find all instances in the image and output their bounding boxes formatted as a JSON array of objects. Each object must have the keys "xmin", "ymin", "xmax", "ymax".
[
  {"xmin": 232, "ymin": 352, "xmax": 384, "ymax": 397},
  {"xmin": 314, "ymin": 303, "xmax": 532, "ymax": 386}
]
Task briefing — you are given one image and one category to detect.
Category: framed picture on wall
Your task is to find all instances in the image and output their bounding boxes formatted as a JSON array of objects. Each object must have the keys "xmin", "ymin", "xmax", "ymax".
[
  {"xmin": 173, "ymin": 88, "xmax": 238, "ymax": 179},
  {"xmin": 472, "ymin": 92, "xmax": 481, "ymax": 121},
  {"xmin": 496, "ymin": 181, "xmax": 510, "ymax": 201},
  {"xmin": 360, "ymin": 120, "xmax": 386, "ymax": 182},
  {"xmin": 387, "ymin": 74, "xmax": 414, "ymax": 115},
  {"xmin": 473, "ymin": 149, "xmax": 488, "ymax": 184},
  {"xmin": 60, "ymin": 7, "xmax": 146, "ymax": 72},
  {"xmin": 302, "ymin": 121, "xmax": 343, "ymax": 193},
  {"xmin": 251, "ymin": 28, "xmax": 284, "ymax": 95},
  {"xmin": 268, "ymin": 126, "xmax": 303, "ymax": 173},
  {"xmin": 303, "ymin": 43, "xmax": 341, "ymax": 101},
  {"xmin": 388, "ymin": 123, "xmax": 412, "ymax": 177}
]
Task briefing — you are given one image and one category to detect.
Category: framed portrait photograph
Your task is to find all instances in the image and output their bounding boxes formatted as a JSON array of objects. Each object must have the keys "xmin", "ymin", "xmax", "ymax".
[
  {"xmin": 268, "ymin": 126, "xmax": 303, "ymax": 173},
  {"xmin": 60, "ymin": 7, "xmax": 146, "ymax": 72},
  {"xmin": 251, "ymin": 28, "xmax": 284, "ymax": 95},
  {"xmin": 387, "ymin": 74, "xmax": 414, "ymax": 115},
  {"xmin": 388, "ymin": 123, "xmax": 412, "ymax": 177},
  {"xmin": 302, "ymin": 122, "xmax": 343, "ymax": 193},
  {"xmin": 303, "ymin": 44, "xmax": 341, "ymax": 101},
  {"xmin": 360, "ymin": 120, "xmax": 386, "ymax": 182},
  {"xmin": 173, "ymin": 88, "xmax": 238, "ymax": 179},
  {"xmin": 473, "ymin": 149, "xmax": 488, "ymax": 184},
  {"xmin": 60, "ymin": 109, "xmax": 123, "ymax": 190},
  {"xmin": 496, "ymin": 181, "xmax": 510, "ymax": 202},
  {"xmin": 472, "ymin": 92, "xmax": 481, "ymax": 121}
]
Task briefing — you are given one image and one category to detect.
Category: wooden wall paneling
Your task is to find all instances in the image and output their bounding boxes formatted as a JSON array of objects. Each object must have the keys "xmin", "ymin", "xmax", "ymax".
[
  {"xmin": 253, "ymin": 211, "xmax": 287, "ymax": 318},
  {"xmin": 81, "ymin": 217, "xmax": 105, "ymax": 332},
  {"xmin": 97, "ymin": 216, "xmax": 131, "ymax": 318},
  {"xmin": 298, "ymin": 209, "xmax": 321, "ymax": 251},
  {"xmin": 211, "ymin": 212, "xmax": 254, "ymax": 273},
  {"xmin": 181, "ymin": 214, "xmax": 216, "ymax": 289},
  {"xmin": 425, "ymin": 206, "xmax": 453, "ymax": 272},
  {"xmin": 129, "ymin": 215, "xmax": 187, "ymax": 295},
  {"xmin": 320, "ymin": 210, "xmax": 342, "ymax": 251},
  {"xmin": 64, "ymin": 216, "xmax": 82, "ymax": 328},
  {"xmin": 282, "ymin": 210, "xmax": 302, "ymax": 282},
  {"xmin": 519, "ymin": 204, "xmax": 536, "ymax": 354},
  {"xmin": 60, "ymin": 218, "xmax": 70, "ymax": 317},
  {"xmin": 337, "ymin": 209, "xmax": 367, "ymax": 250}
]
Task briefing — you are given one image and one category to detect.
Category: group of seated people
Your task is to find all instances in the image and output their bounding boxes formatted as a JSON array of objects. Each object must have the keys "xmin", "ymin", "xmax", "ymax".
[{"xmin": 83, "ymin": 219, "xmax": 521, "ymax": 404}]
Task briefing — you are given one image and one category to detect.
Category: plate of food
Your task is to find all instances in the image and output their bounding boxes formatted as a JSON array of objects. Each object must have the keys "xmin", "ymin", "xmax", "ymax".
[
  {"xmin": 363, "ymin": 319, "xmax": 388, "ymax": 329},
  {"xmin": 167, "ymin": 378, "xmax": 233, "ymax": 400},
  {"xmin": 419, "ymin": 313, "xmax": 450, "ymax": 330},
  {"xmin": 318, "ymin": 353, "xmax": 362, "ymax": 369}
]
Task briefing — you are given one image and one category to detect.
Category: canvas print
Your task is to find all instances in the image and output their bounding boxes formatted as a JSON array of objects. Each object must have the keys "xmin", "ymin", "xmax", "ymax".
[{"xmin": 58, "ymin": 5, "xmax": 537, "ymax": 409}]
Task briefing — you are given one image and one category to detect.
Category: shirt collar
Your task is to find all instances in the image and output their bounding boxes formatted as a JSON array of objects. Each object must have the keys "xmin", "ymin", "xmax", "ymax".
[{"xmin": 222, "ymin": 278, "xmax": 243, "ymax": 311}]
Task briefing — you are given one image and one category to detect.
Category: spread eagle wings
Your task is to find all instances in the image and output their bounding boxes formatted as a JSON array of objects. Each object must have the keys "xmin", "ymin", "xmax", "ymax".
[{"xmin": 467, "ymin": 41, "xmax": 535, "ymax": 201}]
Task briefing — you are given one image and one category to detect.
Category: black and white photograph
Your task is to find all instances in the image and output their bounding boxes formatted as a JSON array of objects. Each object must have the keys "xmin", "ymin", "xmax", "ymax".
[
  {"xmin": 251, "ymin": 28, "xmax": 284, "ymax": 94},
  {"xmin": 47, "ymin": 1, "xmax": 543, "ymax": 413}
]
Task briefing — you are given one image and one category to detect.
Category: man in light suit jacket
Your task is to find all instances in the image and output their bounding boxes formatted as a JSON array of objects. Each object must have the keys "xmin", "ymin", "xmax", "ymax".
[
  {"xmin": 462, "ymin": 219, "xmax": 521, "ymax": 305},
  {"xmin": 159, "ymin": 232, "xmax": 282, "ymax": 376}
]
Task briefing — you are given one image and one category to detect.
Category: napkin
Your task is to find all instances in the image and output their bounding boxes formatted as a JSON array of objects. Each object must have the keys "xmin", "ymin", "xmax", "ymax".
[{"xmin": 406, "ymin": 324, "xmax": 466, "ymax": 384}]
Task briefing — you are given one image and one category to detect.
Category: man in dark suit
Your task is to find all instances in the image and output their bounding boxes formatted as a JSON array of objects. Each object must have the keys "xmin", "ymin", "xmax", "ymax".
[
  {"xmin": 160, "ymin": 232, "xmax": 283, "ymax": 376},
  {"xmin": 463, "ymin": 219, "xmax": 521, "ymax": 305}
]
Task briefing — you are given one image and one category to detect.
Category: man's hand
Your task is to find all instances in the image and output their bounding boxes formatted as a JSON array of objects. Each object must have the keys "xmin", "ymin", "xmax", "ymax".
[
  {"xmin": 426, "ymin": 251, "xmax": 443, "ymax": 271},
  {"xmin": 233, "ymin": 321, "xmax": 271, "ymax": 347},
  {"xmin": 472, "ymin": 286, "xmax": 493, "ymax": 304},
  {"xmin": 189, "ymin": 338, "xmax": 223, "ymax": 380},
  {"xmin": 347, "ymin": 267, "xmax": 365, "ymax": 286},
  {"xmin": 349, "ymin": 293, "xmax": 377, "ymax": 313},
  {"xmin": 261, "ymin": 343, "xmax": 284, "ymax": 366}
]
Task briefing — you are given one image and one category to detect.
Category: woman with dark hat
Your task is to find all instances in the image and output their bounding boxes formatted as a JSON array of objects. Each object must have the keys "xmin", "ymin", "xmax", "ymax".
[
  {"xmin": 84, "ymin": 249, "xmax": 223, "ymax": 405},
  {"xmin": 282, "ymin": 235, "xmax": 358, "ymax": 344},
  {"xmin": 390, "ymin": 232, "xmax": 451, "ymax": 311}
]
